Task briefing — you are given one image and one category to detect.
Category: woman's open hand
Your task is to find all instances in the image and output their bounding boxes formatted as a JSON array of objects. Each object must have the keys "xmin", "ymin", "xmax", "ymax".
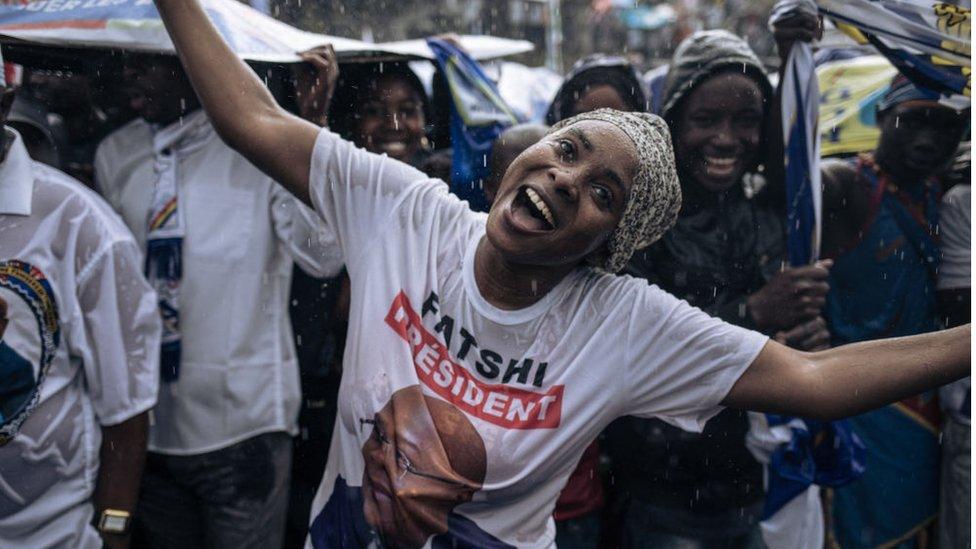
[{"xmin": 295, "ymin": 44, "xmax": 339, "ymax": 127}]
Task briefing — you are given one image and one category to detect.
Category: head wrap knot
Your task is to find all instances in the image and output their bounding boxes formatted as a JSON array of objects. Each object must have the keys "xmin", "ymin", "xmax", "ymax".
[{"xmin": 550, "ymin": 108, "xmax": 681, "ymax": 273}]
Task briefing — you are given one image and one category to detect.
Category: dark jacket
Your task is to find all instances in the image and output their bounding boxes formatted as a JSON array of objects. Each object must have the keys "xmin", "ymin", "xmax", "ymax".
[{"xmin": 606, "ymin": 30, "xmax": 782, "ymax": 520}]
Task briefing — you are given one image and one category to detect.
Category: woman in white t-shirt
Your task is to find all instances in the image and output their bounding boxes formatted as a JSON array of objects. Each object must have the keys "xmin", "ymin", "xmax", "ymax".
[{"xmin": 151, "ymin": 2, "xmax": 970, "ymax": 547}]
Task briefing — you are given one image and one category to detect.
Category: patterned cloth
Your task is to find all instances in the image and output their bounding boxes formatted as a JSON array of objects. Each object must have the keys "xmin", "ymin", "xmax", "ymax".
[
  {"xmin": 550, "ymin": 108, "xmax": 681, "ymax": 273},
  {"xmin": 145, "ymin": 113, "xmax": 211, "ymax": 381}
]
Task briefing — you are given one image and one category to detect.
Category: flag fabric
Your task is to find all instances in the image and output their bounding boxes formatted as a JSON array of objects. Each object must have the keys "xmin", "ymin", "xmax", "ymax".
[
  {"xmin": 426, "ymin": 37, "xmax": 520, "ymax": 212},
  {"xmin": 779, "ymin": 19, "xmax": 823, "ymax": 266},
  {"xmin": 817, "ymin": 0, "xmax": 970, "ymax": 109},
  {"xmin": 754, "ymin": 1, "xmax": 865, "ymax": 532},
  {"xmin": 817, "ymin": 55, "xmax": 899, "ymax": 157},
  {"xmin": 813, "ymin": 3, "xmax": 968, "ymax": 547}
]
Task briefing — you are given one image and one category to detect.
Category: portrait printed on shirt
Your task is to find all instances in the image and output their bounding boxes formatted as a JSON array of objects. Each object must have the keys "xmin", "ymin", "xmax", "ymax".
[
  {"xmin": 312, "ymin": 384, "xmax": 515, "ymax": 549},
  {"xmin": 0, "ymin": 260, "xmax": 60, "ymax": 446}
]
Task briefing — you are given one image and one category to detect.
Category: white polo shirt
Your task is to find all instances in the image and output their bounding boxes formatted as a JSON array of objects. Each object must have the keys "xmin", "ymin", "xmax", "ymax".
[
  {"xmin": 94, "ymin": 111, "xmax": 343, "ymax": 455},
  {"xmin": 0, "ymin": 128, "xmax": 161, "ymax": 548}
]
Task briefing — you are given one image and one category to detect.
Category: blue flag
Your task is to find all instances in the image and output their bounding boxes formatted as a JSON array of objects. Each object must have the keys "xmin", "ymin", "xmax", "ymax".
[
  {"xmin": 426, "ymin": 37, "xmax": 520, "ymax": 212},
  {"xmin": 818, "ymin": 0, "xmax": 970, "ymax": 108},
  {"xmin": 758, "ymin": 0, "xmax": 865, "ymax": 523}
]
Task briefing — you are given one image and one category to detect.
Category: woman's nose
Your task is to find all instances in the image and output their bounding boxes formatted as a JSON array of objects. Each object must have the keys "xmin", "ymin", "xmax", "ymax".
[
  {"xmin": 711, "ymin": 120, "xmax": 737, "ymax": 149},
  {"xmin": 549, "ymin": 167, "xmax": 579, "ymax": 203}
]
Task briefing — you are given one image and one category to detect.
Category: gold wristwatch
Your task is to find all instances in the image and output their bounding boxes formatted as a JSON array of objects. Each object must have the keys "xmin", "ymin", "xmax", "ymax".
[{"xmin": 97, "ymin": 509, "xmax": 131, "ymax": 534}]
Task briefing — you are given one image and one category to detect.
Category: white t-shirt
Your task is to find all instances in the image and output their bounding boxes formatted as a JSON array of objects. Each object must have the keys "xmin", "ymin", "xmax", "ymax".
[
  {"xmin": 937, "ymin": 184, "xmax": 970, "ymax": 291},
  {"xmin": 304, "ymin": 129, "xmax": 768, "ymax": 548},
  {"xmin": 937, "ymin": 184, "xmax": 970, "ymax": 423},
  {"xmin": 95, "ymin": 112, "xmax": 343, "ymax": 454},
  {"xmin": 0, "ymin": 129, "xmax": 160, "ymax": 548}
]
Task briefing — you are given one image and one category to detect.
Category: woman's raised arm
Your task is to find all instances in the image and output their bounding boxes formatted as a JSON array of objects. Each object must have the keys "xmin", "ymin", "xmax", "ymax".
[
  {"xmin": 154, "ymin": 0, "xmax": 319, "ymax": 205},
  {"xmin": 724, "ymin": 325, "xmax": 971, "ymax": 420}
]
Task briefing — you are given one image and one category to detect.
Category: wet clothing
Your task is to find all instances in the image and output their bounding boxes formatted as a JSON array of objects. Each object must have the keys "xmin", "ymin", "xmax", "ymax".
[
  {"xmin": 937, "ymin": 183, "xmax": 970, "ymax": 549},
  {"xmin": 607, "ymin": 29, "xmax": 782, "ymax": 544},
  {"xmin": 827, "ymin": 156, "xmax": 942, "ymax": 549},
  {"xmin": 826, "ymin": 156, "xmax": 940, "ymax": 344},
  {"xmin": 0, "ymin": 128, "xmax": 160, "ymax": 548},
  {"xmin": 94, "ymin": 111, "xmax": 343, "ymax": 455},
  {"xmin": 135, "ymin": 431, "xmax": 293, "ymax": 549},
  {"xmin": 303, "ymin": 128, "xmax": 768, "ymax": 548},
  {"xmin": 611, "ymin": 179, "xmax": 784, "ymax": 534}
]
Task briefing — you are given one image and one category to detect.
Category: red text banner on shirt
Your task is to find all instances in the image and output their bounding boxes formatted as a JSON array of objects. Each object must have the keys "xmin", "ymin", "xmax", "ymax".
[{"xmin": 385, "ymin": 291, "xmax": 564, "ymax": 430}]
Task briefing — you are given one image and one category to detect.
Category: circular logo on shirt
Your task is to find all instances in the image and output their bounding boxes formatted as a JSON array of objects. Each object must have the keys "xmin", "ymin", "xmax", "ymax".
[{"xmin": 0, "ymin": 260, "xmax": 60, "ymax": 446}]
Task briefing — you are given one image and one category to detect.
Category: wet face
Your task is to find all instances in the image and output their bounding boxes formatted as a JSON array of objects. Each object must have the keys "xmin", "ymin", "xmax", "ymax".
[
  {"xmin": 122, "ymin": 56, "xmax": 199, "ymax": 125},
  {"xmin": 571, "ymin": 84, "xmax": 631, "ymax": 116},
  {"xmin": 875, "ymin": 102, "xmax": 968, "ymax": 182},
  {"xmin": 361, "ymin": 386, "xmax": 484, "ymax": 548},
  {"xmin": 354, "ymin": 74, "xmax": 426, "ymax": 162},
  {"xmin": 673, "ymin": 72, "xmax": 763, "ymax": 193},
  {"xmin": 485, "ymin": 120, "xmax": 638, "ymax": 268}
]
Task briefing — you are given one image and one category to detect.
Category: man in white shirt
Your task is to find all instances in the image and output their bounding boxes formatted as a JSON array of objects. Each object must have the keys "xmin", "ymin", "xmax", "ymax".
[
  {"xmin": 936, "ymin": 144, "xmax": 970, "ymax": 549},
  {"xmin": 94, "ymin": 53, "xmax": 342, "ymax": 548},
  {"xmin": 0, "ymin": 46, "xmax": 162, "ymax": 549}
]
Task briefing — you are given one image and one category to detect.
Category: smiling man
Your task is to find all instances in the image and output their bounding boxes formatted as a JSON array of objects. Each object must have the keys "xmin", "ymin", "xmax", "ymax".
[{"xmin": 816, "ymin": 75, "xmax": 970, "ymax": 548}]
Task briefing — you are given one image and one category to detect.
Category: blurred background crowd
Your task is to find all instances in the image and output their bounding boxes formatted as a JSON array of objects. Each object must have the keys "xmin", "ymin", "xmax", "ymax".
[{"xmin": 0, "ymin": 0, "xmax": 970, "ymax": 548}]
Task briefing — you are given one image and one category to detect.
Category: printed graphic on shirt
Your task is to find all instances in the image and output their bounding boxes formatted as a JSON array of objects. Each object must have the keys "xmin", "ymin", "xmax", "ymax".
[
  {"xmin": 0, "ymin": 260, "xmax": 60, "ymax": 446},
  {"xmin": 310, "ymin": 384, "xmax": 514, "ymax": 549},
  {"xmin": 386, "ymin": 291, "xmax": 564, "ymax": 429}
]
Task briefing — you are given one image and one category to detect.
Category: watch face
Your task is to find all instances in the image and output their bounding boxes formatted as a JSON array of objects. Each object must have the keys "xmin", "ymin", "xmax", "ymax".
[{"xmin": 100, "ymin": 512, "xmax": 129, "ymax": 534}]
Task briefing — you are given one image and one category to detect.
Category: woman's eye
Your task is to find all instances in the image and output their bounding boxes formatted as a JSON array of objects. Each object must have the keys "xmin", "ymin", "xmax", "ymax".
[
  {"xmin": 592, "ymin": 184, "xmax": 612, "ymax": 206},
  {"xmin": 399, "ymin": 104, "xmax": 420, "ymax": 117},
  {"xmin": 361, "ymin": 104, "xmax": 383, "ymax": 118},
  {"xmin": 735, "ymin": 114, "xmax": 762, "ymax": 129},
  {"xmin": 692, "ymin": 115, "xmax": 717, "ymax": 126},
  {"xmin": 558, "ymin": 140, "xmax": 576, "ymax": 161}
]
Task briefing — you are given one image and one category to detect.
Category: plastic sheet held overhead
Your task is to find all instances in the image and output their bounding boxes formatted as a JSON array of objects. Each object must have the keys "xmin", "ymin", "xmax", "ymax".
[{"xmin": 0, "ymin": 0, "xmax": 391, "ymax": 62}]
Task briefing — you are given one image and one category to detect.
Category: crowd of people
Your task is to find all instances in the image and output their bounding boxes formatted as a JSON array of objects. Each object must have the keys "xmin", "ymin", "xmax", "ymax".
[{"xmin": 0, "ymin": 1, "xmax": 970, "ymax": 549}]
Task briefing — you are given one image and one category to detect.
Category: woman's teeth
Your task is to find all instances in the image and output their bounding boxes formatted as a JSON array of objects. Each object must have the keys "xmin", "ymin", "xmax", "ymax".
[
  {"xmin": 525, "ymin": 188, "xmax": 555, "ymax": 228},
  {"xmin": 380, "ymin": 141, "xmax": 407, "ymax": 155},
  {"xmin": 705, "ymin": 156, "xmax": 736, "ymax": 176}
]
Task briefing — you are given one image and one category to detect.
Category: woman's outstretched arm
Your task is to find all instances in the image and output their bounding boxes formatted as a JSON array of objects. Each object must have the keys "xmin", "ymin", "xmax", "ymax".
[
  {"xmin": 724, "ymin": 325, "xmax": 971, "ymax": 420},
  {"xmin": 153, "ymin": 0, "xmax": 319, "ymax": 205}
]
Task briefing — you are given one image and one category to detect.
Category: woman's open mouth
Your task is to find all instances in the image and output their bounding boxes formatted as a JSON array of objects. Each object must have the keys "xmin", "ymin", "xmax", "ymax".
[
  {"xmin": 704, "ymin": 156, "xmax": 738, "ymax": 178},
  {"xmin": 509, "ymin": 186, "xmax": 556, "ymax": 232},
  {"xmin": 375, "ymin": 140, "xmax": 409, "ymax": 157}
]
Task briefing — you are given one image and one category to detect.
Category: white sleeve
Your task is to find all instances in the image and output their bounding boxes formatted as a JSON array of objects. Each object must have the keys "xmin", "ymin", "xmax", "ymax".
[
  {"xmin": 622, "ymin": 284, "xmax": 769, "ymax": 432},
  {"xmin": 938, "ymin": 185, "xmax": 970, "ymax": 290},
  {"xmin": 307, "ymin": 128, "xmax": 434, "ymax": 267},
  {"xmin": 74, "ymin": 238, "xmax": 161, "ymax": 426},
  {"xmin": 270, "ymin": 182, "xmax": 344, "ymax": 279},
  {"xmin": 92, "ymin": 140, "xmax": 117, "ymax": 206}
]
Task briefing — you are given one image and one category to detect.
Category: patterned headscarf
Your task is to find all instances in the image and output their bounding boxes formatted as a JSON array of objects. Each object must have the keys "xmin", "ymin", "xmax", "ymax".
[{"xmin": 550, "ymin": 108, "xmax": 681, "ymax": 273}]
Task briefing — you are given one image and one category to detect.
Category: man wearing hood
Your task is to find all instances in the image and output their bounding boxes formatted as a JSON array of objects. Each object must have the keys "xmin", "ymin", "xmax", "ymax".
[{"xmin": 607, "ymin": 30, "xmax": 833, "ymax": 548}]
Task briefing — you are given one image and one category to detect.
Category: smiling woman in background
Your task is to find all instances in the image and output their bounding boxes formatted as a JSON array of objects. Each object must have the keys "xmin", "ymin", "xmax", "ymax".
[
  {"xmin": 327, "ymin": 61, "xmax": 431, "ymax": 166},
  {"xmin": 150, "ymin": 1, "xmax": 970, "ymax": 547},
  {"xmin": 611, "ymin": 29, "xmax": 835, "ymax": 549}
]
